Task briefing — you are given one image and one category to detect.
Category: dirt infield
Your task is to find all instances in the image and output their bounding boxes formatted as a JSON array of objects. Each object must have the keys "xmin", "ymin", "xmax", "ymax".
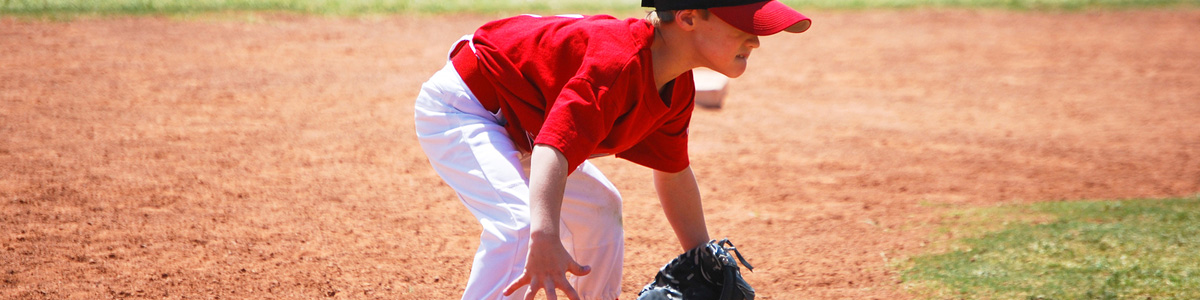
[{"xmin": 2, "ymin": 9, "xmax": 1198, "ymax": 299}]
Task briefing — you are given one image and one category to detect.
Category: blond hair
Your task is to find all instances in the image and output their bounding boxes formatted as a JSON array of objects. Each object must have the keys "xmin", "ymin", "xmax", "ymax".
[{"xmin": 646, "ymin": 9, "xmax": 709, "ymax": 28}]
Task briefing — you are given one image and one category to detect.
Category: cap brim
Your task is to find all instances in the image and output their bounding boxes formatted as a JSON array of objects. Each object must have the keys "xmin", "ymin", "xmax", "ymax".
[{"xmin": 709, "ymin": 0, "xmax": 811, "ymax": 36}]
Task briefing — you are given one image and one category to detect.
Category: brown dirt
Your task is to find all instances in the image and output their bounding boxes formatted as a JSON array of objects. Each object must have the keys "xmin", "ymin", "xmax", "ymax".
[{"xmin": 2, "ymin": 9, "xmax": 1198, "ymax": 300}]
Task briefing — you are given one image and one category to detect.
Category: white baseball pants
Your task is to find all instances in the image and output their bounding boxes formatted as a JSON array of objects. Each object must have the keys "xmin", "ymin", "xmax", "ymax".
[{"xmin": 413, "ymin": 39, "xmax": 624, "ymax": 300}]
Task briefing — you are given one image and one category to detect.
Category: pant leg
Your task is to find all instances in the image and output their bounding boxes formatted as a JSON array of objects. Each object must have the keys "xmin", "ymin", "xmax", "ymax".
[
  {"xmin": 415, "ymin": 60, "xmax": 625, "ymax": 300},
  {"xmin": 560, "ymin": 161, "xmax": 624, "ymax": 300},
  {"xmin": 415, "ymin": 61, "xmax": 530, "ymax": 300}
]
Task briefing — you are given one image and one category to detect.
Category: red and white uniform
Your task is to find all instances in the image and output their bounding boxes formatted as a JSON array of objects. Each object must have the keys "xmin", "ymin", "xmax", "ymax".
[
  {"xmin": 470, "ymin": 14, "xmax": 696, "ymax": 173},
  {"xmin": 414, "ymin": 14, "xmax": 695, "ymax": 300}
]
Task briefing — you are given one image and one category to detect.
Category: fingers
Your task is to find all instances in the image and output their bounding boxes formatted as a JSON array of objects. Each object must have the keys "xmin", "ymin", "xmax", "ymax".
[
  {"xmin": 506, "ymin": 273, "xmax": 586, "ymax": 300},
  {"xmin": 542, "ymin": 280, "xmax": 556, "ymax": 300},
  {"xmin": 503, "ymin": 258, "xmax": 590, "ymax": 299},
  {"xmin": 560, "ymin": 278, "xmax": 581, "ymax": 300},
  {"xmin": 521, "ymin": 278, "xmax": 556, "ymax": 300},
  {"xmin": 502, "ymin": 274, "xmax": 530, "ymax": 296},
  {"xmin": 538, "ymin": 276, "xmax": 583, "ymax": 300},
  {"xmin": 568, "ymin": 262, "xmax": 592, "ymax": 276},
  {"xmin": 524, "ymin": 279, "xmax": 541, "ymax": 300}
]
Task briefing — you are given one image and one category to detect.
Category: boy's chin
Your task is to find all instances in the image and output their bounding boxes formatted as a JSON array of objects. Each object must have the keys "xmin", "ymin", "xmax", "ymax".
[
  {"xmin": 710, "ymin": 61, "xmax": 748, "ymax": 78},
  {"xmin": 713, "ymin": 68, "xmax": 746, "ymax": 79}
]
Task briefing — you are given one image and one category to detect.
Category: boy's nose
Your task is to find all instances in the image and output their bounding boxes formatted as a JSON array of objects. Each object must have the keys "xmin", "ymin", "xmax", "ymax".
[{"xmin": 747, "ymin": 36, "xmax": 760, "ymax": 49}]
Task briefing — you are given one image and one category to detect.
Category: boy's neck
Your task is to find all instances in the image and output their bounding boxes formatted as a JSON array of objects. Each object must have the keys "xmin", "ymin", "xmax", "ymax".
[{"xmin": 650, "ymin": 27, "xmax": 697, "ymax": 93}]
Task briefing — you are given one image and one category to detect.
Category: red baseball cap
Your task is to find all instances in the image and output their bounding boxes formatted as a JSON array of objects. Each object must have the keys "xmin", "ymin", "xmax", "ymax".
[{"xmin": 642, "ymin": 0, "xmax": 811, "ymax": 35}]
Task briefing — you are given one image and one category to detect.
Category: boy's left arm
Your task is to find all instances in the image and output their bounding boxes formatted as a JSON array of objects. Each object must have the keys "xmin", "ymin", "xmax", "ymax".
[{"xmin": 653, "ymin": 166, "xmax": 711, "ymax": 251}]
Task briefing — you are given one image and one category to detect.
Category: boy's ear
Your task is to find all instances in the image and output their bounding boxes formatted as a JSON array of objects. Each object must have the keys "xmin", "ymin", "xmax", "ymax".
[{"xmin": 675, "ymin": 9, "xmax": 699, "ymax": 30}]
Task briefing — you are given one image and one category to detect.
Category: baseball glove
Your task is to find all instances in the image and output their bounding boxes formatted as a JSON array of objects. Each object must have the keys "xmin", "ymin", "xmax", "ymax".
[{"xmin": 636, "ymin": 238, "xmax": 756, "ymax": 300}]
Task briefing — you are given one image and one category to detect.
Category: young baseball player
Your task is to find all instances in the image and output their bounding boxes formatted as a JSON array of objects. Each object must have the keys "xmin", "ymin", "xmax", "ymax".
[{"xmin": 414, "ymin": 1, "xmax": 810, "ymax": 299}]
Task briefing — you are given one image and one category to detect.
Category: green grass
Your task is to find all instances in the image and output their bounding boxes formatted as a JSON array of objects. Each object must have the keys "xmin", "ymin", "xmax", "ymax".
[
  {"xmin": 902, "ymin": 196, "xmax": 1200, "ymax": 299},
  {"xmin": 1, "ymin": 0, "xmax": 1197, "ymax": 18}
]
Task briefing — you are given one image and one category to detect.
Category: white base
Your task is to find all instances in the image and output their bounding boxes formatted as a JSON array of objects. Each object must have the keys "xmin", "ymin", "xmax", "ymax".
[{"xmin": 692, "ymin": 68, "xmax": 729, "ymax": 109}]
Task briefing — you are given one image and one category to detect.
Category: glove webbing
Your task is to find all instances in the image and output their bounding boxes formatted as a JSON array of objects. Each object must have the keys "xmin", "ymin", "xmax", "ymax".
[
  {"xmin": 715, "ymin": 239, "xmax": 754, "ymax": 272},
  {"xmin": 638, "ymin": 238, "xmax": 756, "ymax": 300}
]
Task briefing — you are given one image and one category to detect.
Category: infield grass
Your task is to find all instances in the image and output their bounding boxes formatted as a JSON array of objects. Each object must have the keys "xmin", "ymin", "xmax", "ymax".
[
  {"xmin": 902, "ymin": 196, "xmax": 1200, "ymax": 299},
  {"xmin": 2, "ymin": 0, "xmax": 1197, "ymax": 17}
]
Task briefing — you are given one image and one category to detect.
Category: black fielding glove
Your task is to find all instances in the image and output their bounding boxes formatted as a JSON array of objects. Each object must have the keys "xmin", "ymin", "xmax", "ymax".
[{"xmin": 637, "ymin": 238, "xmax": 756, "ymax": 300}]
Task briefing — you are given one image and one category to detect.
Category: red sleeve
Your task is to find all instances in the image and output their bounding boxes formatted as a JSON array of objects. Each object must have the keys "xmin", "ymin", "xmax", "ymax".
[{"xmin": 534, "ymin": 78, "xmax": 614, "ymax": 173}]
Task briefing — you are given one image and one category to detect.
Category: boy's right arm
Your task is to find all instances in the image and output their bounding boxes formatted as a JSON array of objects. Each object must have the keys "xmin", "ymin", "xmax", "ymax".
[{"xmin": 503, "ymin": 144, "xmax": 592, "ymax": 300}]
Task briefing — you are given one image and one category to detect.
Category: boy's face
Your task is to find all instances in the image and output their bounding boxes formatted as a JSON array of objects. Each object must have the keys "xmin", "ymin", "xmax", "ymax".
[{"xmin": 690, "ymin": 11, "xmax": 760, "ymax": 78}]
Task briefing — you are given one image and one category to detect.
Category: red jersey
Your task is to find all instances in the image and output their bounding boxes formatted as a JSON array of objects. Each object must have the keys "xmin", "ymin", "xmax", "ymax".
[{"xmin": 464, "ymin": 14, "xmax": 696, "ymax": 174}]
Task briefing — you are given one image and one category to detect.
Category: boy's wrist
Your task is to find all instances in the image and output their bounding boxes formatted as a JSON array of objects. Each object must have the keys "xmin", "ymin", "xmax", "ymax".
[{"xmin": 529, "ymin": 229, "xmax": 560, "ymax": 242}]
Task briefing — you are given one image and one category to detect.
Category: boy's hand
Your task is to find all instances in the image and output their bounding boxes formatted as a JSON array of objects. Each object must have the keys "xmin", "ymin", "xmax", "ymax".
[
  {"xmin": 503, "ymin": 235, "xmax": 592, "ymax": 300},
  {"xmin": 509, "ymin": 144, "xmax": 588, "ymax": 299}
]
